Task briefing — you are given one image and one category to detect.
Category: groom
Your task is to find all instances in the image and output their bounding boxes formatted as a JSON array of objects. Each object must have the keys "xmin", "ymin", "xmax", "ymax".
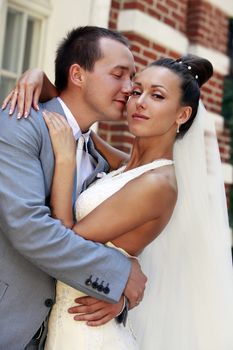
[{"xmin": 0, "ymin": 27, "xmax": 146, "ymax": 349}]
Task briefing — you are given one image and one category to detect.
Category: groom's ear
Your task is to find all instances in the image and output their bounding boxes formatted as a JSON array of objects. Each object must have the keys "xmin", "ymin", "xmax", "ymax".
[{"xmin": 69, "ymin": 64, "xmax": 85, "ymax": 87}]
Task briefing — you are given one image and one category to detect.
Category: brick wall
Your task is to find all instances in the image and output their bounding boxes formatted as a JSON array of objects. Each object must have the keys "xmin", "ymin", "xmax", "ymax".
[
  {"xmin": 99, "ymin": 0, "xmax": 232, "ymax": 170},
  {"xmin": 187, "ymin": 0, "xmax": 229, "ymax": 55},
  {"xmin": 109, "ymin": 0, "xmax": 187, "ymax": 33}
]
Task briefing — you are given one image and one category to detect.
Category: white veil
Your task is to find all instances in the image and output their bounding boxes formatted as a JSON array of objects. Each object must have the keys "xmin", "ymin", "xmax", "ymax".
[{"xmin": 130, "ymin": 102, "xmax": 233, "ymax": 350}]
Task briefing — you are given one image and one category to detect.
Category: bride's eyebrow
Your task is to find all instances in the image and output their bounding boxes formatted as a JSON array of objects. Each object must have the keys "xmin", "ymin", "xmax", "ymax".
[{"xmin": 133, "ymin": 82, "xmax": 167, "ymax": 91}]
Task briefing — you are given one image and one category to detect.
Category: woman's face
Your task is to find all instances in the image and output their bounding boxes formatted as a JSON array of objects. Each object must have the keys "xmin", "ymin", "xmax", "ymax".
[{"xmin": 126, "ymin": 66, "xmax": 186, "ymax": 138}]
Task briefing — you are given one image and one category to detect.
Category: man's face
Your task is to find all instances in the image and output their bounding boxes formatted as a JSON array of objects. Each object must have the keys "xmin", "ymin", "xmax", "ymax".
[{"xmin": 82, "ymin": 38, "xmax": 136, "ymax": 122}]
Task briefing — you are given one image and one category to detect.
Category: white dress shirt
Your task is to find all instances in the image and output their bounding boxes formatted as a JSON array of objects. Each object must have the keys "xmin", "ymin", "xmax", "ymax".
[{"xmin": 57, "ymin": 97, "xmax": 96, "ymax": 196}]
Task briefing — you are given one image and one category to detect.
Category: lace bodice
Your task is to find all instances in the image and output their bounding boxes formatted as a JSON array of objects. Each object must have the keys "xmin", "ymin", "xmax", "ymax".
[{"xmin": 76, "ymin": 159, "xmax": 174, "ymax": 221}]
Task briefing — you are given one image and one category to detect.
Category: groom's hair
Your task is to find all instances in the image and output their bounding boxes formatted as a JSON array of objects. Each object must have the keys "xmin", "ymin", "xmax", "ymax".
[{"xmin": 55, "ymin": 26, "xmax": 129, "ymax": 92}]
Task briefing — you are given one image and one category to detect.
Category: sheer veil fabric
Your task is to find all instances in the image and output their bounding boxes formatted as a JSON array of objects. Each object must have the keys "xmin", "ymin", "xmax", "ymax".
[{"xmin": 130, "ymin": 102, "xmax": 233, "ymax": 350}]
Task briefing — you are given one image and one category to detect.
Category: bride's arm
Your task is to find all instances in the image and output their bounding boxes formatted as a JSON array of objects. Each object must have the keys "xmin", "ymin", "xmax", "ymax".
[
  {"xmin": 90, "ymin": 131, "xmax": 129, "ymax": 170},
  {"xmin": 42, "ymin": 110, "xmax": 76, "ymax": 227},
  {"xmin": 2, "ymin": 69, "xmax": 58, "ymax": 118},
  {"xmin": 74, "ymin": 172, "xmax": 176, "ymax": 255},
  {"xmin": 44, "ymin": 111, "xmax": 176, "ymax": 256}
]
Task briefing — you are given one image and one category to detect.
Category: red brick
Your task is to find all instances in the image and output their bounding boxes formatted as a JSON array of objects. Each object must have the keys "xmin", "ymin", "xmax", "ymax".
[
  {"xmin": 157, "ymin": 3, "xmax": 169, "ymax": 15},
  {"xmin": 143, "ymin": 49, "xmax": 157, "ymax": 60},
  {"xmin": 166, "ymin": 0, "xmax": 178, "ymax": 10},
  {"xmin": 131, "ymin": 44, "xmax": 141, "ymax": 53},
  {"xmin": 148, "ymin": 8, "xmax": 161, "ymax": 20},
  {"xmin": 134, "ymin": 55, "xmax": 148, "ymax": 66},
  {"xmin": 164, "ymin": 17, "xmax": 176, "ymax": 28},
  {"xmin": 111, "ymin": 0, "xmax": 121, "ymax": 9},
  {"xmin": 152, "ymin": 43, "xmax": 166, "ymax": 54}
]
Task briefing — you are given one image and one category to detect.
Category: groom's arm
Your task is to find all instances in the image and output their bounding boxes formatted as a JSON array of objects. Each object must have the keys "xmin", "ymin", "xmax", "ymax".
[
  {"xmin": 0, "ymin": 108, "xmax": 146, "ymax": 304},
  {"xmin": 91, "ymin": 131, "xmax": 130, "ymax": 170}
]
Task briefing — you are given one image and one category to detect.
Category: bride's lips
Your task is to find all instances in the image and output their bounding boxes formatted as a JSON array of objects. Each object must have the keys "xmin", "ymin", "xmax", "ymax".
[{"xmin": 132, "ymin": 113, "xmax": 150, "ymax": 120}]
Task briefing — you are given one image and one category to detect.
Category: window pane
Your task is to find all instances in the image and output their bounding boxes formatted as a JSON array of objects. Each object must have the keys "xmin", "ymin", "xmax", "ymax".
[
  {"xmin": 0, "ymin": 76, "xmax": 16, "ymax": 104},
  {"xmin": 23, "ymin": 18, "xmax": 40, "ymax": 71},
  {"xmin": 2, "ymin": 8, "xmax": 23, "ymax": 73}
]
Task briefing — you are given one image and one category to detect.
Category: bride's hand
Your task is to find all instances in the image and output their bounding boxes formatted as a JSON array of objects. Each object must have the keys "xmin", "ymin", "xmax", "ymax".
[
  {"xmin": 68, "ymin": 295, "xmax": 125, "ymax": 326},
  {"xmin": 43, "ymin": 110, "xmax": 76, "ymax": 164},
  {"xmin": 1, "ymin": 68, "xmax": 44, "ymax": 118}
]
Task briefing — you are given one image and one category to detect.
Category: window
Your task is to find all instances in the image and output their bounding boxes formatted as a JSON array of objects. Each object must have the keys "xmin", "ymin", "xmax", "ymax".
[{"xmin": 0, "ymin": 1, "xmax": 50, "ymax": 102}]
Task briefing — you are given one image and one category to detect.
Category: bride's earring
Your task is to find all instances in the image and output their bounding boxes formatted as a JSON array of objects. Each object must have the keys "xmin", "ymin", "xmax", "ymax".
[{"xmin": 176, "ymin": 124, "xmax": 180, "ymax": 134}]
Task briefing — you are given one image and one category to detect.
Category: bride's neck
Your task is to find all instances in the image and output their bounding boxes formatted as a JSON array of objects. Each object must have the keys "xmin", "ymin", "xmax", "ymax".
[{"xmin": 125, "ymin": 136, "xmax": 174, "ymax": 171}]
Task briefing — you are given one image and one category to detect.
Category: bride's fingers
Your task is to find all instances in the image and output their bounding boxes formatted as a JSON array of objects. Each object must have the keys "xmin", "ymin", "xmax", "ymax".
[
  {"xmin": 16, "ymin": 87, "xmax": 26, "ymax": 119},
  {"xmin": 32, "ymin": 87, "xmax": 41, "ymax": 112},
  {"xmin": 9, "ymin": 89, "xmax": 21, "ymax": 116},
  {"xmin": 23, "ymin": 86, "xmax": 35, "ymax": 118},
  {"xmin": 1, "ymin": 90, "xmax": 15, "ymax": 110}
]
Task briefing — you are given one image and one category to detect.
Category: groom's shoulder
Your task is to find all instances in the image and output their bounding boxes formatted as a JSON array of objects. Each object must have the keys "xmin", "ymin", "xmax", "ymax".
[{"xmin": 0, "ymin": 104, "xmax": 47, "ymax": 146}]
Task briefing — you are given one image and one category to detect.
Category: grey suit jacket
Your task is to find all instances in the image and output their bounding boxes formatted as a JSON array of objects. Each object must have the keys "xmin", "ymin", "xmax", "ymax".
[{"xmin": 0, "ymin": 98, "xmax": 131, "ymax": 350}]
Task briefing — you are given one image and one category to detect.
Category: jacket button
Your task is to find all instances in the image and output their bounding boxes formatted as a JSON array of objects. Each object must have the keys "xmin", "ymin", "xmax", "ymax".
[
  {"xmin": 44, "ymin": 299, "xmax": 54, "ymax": 308},
  {"xmin": 92, "ymin": 278, "xmax": 99, "ymax": 289},
  {"xmin": 103, "ymin": 283, "xmax": 110, "ymax": 294},
  {"xmin": 85, "ymin": 275, "xmax": 93, "ymax": 286},
  {"xmin": 97, "ymin": 281, "xmax": 104, "ymax": 292}
]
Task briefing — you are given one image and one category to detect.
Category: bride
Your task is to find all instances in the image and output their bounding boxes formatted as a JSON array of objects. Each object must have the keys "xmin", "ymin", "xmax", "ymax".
[{"xmin": 5, "ymin": 55, "xmax": 233, "ymax": 349}]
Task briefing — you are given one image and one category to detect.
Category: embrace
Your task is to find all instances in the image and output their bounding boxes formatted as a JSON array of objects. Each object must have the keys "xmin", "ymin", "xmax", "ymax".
[{"xmin": 1, "ymin": 26, "xmax": 233, "ymax": 350}]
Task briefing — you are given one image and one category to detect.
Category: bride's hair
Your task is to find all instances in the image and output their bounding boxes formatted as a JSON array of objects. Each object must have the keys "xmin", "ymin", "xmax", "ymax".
[{"xmin": 149, "ymin": 55, "xmax": 213, "ymax": 137}]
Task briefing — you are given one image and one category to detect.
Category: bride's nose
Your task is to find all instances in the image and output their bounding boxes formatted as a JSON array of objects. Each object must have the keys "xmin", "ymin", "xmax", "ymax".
[{"xmin": 136, "ymin": 94, "xmax": 147, "ymax": 109}]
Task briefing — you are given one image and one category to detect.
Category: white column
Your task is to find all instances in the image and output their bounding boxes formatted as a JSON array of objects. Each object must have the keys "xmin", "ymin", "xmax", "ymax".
[{"xmin": 89, "ymin": 0, "xmax": 111, "ymax": 27}]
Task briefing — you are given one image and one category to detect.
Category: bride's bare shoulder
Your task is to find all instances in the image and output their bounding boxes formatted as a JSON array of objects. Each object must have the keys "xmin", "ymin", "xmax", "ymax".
[{"xmin": 125, "ymin": 167, "xmax": 177, "ymax": 217}]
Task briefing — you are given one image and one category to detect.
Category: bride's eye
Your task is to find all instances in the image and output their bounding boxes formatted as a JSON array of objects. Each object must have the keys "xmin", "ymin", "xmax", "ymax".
[{"xmin": 152, "ymin": 93, "xmax": 164, "ymax": 100}]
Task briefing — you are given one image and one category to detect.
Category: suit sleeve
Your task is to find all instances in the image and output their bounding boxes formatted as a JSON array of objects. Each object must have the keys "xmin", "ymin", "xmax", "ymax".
[{"xmin": 0, "ymin": 109, "xmax": 131, "ymax": 303}]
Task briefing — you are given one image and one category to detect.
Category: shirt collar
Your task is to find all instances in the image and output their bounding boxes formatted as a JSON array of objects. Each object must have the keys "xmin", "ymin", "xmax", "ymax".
[{"xmin": 57, "ymin": 97, "xmax": 91, "ymax": 144}]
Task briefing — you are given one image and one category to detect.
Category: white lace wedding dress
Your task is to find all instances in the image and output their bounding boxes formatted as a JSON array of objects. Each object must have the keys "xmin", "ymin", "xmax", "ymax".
[{"xmin": 44, "ymin": 159, "xmax": 173, "ymax": 350}]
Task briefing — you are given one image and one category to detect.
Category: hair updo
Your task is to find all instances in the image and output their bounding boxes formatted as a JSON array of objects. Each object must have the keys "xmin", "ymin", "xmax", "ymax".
[{"xmin": 149, "ymin": 54, "xmax": 213, "ymax": 137}]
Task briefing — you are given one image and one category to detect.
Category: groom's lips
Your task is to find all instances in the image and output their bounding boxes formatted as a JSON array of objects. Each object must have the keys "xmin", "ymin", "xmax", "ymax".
[
  {"xmin": 114, "ymin": 99, "xmax": 127, "ymax": 109},
  {"xmin": 114, "ymin": 99, "xmax": 127, "ymax": 105}
]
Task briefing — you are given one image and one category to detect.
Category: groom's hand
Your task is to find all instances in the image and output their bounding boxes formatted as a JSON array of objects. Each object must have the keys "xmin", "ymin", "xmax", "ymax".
[
  {"xmin": 124, "ymin": 259, "xmax": 147, "ymax": 309},
  {"xmin": 68, "ymin": 295, "xmax": 125, "ymax": 326}
]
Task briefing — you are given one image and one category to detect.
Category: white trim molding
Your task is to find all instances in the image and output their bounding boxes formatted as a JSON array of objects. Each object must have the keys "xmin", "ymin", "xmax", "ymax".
[
  {"xmin": 118, "ymin": 9, "xmax": 189, "ymax": 54},
  {"xmin": 223, "ymin": 163, "xmax": 233, "ymax": 184},
  {"xmin": 89, "ymin": 0, "xmax": 111, "ymax": 27},
  {"xmin": 206, "ymin": 0, "xmax": 233, "ymax": 17},
  {"xmin": 9, "ymin": 0, "xmax": 52, "ymax": 16},
  {"xmin": 189, "ymin": 44, "xmax": 230, "ymax": 76}
]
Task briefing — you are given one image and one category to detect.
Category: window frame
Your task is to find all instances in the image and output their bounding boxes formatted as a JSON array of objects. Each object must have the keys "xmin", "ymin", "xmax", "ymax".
[{"xmin": 0, "ymin": 0, "xmax": 51, "ymax": 98}]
